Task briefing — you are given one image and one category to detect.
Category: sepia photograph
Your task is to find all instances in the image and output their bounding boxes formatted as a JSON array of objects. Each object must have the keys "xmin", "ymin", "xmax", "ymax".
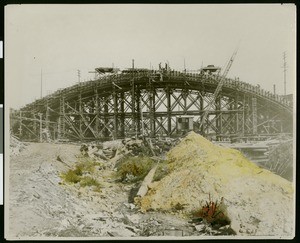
[{"xmin": 4, "ymin": 4, "xmax": 296, "ymax": 240}]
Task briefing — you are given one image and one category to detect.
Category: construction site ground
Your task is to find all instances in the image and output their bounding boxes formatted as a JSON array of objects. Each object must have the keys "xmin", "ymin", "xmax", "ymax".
[
  {"xmin": 7, "ymin": 133, "xmax": 294, "ymax": 239},
  {"xmin": 8, "ymin": 142, "xmax": 205, "ymax": 238}
]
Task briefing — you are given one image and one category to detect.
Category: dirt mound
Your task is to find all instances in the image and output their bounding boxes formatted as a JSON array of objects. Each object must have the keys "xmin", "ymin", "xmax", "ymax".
[{"xmin": 139, "ymin": 132, "xmax": 294, "ymax": 237}]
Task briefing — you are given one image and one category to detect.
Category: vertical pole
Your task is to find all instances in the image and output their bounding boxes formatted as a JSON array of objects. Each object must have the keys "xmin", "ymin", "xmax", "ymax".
[
  {"xmin": 199, "ymin": 92, "xmax": 204, "ymax": 135},
  {"xmin": 141, "ymin": 105, "xmax": 144, "ymax": 136},
  {"xmin": 95, "ymin": 90, "xmax": 100, "ymax": 138},
  {"xmin": 62, "ymin": 96, "xmax": 65, "ymax": 139},
  {"xmin": 45, "ymin": 101, "xmax": 50, "ymax": 140},
  {"xmin": 215, "ymin": 95, "xmax": 221, "ymax": 140},
  {"xmin": 131, "ymin": 81, "xmax": 135, "ymax": 136},
  {"xmin": 235, "ymin": 94, "xmax": 239, "ymax": 136},
  {"xmin": 79, "ymin": 93, "xmax": 83, "ymax": 139},
  {"xmin": 136, "ymin": 88, "xmax": 141, "ymax": 135},
  {"xmin": 58, "ymin": 96, "xmax": 65, "ymax": 140},
  {"xmin": 273, "ymin": 84, "xmax": 276, "ymax": 95},
  {"xmin": 120, "ymin": 92, "xmax": 125, "ymax": 137},
  {"xmin": 252, "ymin": 97, "xmax": 257, "ymax": 135},
  {"xmin": 183, "ymin": 90, "xmax": 187, "ymax": 114},
  {"xmin": 113, "ymin": 90, "xmax": 118, "ymax": 139},
  {"xmin": 104, "ymin": 96, "xmax": 109, "ymax": 138},
  {"xmin": 39, "ymin": 113, "xmax": 43, "ymax": 142},
  {"xmin": 283, "ymin": 52, "xmax": 287, "ymax": 96},
  {"xmin": 167, "ymin": 87, "xmax": 171, "ymax": 136},
  {"xmin": 77, "ymin": 69, "xmax": 81, "ymax": 83},
  {"xmin": 149, "ymin": 88, "xmax": 155, "ymax": 137}
]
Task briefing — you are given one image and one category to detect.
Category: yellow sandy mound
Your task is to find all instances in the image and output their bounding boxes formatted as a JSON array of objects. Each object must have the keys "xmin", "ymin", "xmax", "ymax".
[{"xmin": 139, "ymin": 132, "xmax": 294, "ymax": 236}]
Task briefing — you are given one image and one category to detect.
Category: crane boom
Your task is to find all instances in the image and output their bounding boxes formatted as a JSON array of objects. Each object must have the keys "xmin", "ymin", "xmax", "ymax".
[{"xmin": 200, "ymin": 48, "xmax": 238, "ymax": 133}]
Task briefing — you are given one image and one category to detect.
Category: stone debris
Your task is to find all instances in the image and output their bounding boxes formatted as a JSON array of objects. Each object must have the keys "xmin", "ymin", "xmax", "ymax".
[
  {"xmin": 80, "ymin": 137, "xmax": 178, "ymax": 167},
  {"xmin": 10, "ymin": 135, "xmax": 27, "ymax": 157}
]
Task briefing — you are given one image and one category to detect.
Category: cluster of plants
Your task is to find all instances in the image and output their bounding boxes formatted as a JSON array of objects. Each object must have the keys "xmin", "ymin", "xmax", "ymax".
[
  {"xmin": 116, "ymin": 156, "xmax": 154, "ymax": 183},
  {"xmin": 60, "ymin": 157, "xmax": 102, "ymax": 192},
  {"xmin": 192, "ymin": 194, "xmax": 230, "ymax": 227},
  {"xmin": 116, "ymin": 156, "xmax": 169, "ymax": 183}
]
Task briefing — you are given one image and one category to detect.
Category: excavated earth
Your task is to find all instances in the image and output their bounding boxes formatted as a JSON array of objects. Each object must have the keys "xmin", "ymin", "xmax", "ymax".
[
  {"xmin": 7, "ymin": 142, "xmax": 198, "ymax": 239},
  {"xmin": 7, "ymin": 133, "xmax": 295, "ymax": 239},
  {"xmin": 138, "ymin": 132, "xmax": 294, "ymax": 237}
]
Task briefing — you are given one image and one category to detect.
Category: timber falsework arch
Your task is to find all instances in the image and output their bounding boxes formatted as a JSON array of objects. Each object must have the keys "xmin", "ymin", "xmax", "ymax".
[{"xmin": 10, "ymin": 70, "xmax": 293, "ymax": 142}]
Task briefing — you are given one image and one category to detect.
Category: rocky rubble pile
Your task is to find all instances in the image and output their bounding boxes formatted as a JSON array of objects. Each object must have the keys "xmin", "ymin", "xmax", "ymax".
[
  {"xmin": 81, "ymin": 137, "xmax": 177, "ymax": 164},
  {"xmin": 10, "ymin": 135, "xmax": 26, "ymax": 156},
  {"xmin": 138, "ymin": 132, "xmax": 294, "ymax": 237}
]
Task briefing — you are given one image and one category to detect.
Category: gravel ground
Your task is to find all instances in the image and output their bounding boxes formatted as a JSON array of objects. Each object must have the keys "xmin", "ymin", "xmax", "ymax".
[{"xmin": 6, "ymin": 142, "xmax": 209, "ymax": 239}]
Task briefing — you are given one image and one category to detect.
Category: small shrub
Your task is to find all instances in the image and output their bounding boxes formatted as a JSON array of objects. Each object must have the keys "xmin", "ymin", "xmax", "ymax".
[
  {"xmin": 117, "ymin": 156, "xmax": 154, "ymax": 183},
  {"xmin": 76, "ymin": 157, "xmax": 98, "ymax": 173},
  {"xmin": 73, "ymin": 165, "xmax": 83, "ymax": 176},
  {"xmin": 61, "ymin": 170, "xmax": 81, "ymax": 184},
  {"xmin": 192, "ymin": 194, "xmax": 230, "ymax": 227},
  {"xmin": 60, "ymin": 157, "xmax": 100, "ymax": 185},
  {"xmin": 80, "ymin": 176, "xmax": 100, "ymax": 187}
]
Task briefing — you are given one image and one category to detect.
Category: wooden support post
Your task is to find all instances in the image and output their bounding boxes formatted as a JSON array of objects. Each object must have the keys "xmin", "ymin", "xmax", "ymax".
[
  {"xmin": 79, "ymin": 93, "xmax": 83, "ymax": 139},
  {"xmin": 136, "ymin": 88, "xmax": 141, "ymax": 135},
  {"xmin": 45, "ymin": 100, "xmax": 50, "ymax": 139},
  {"xmin": 166, "ymin": 87, "xmax": 171, "ymax": 136},
  {"xmin": 113, "ymin": 90, "xmax": 118, "ymax": 139},
  {"xmin": 131, "ymin": 81, "xmax": 136, "ymax": 136},
  {"xmin": 58, "ymin": 96, "xmax": 65, "ymax": 140},
  {"xmin": 33, "ymin": 113, "xmax": 37, "ymax": 135},
  {"xmin": 199, "ymin": 92, "xmax": 204, "ymax": 135},
  {"xmin": 39, "ymin": 113, "xmax": 43, "ymax": 142},
  {"xmin": 149, "ymin": 88, "xmax": 156, "ymax": 137},
  {"xmin": 242, "ymin": 94, "xmax": 246, "ymax": 137},
  {"xmin": 235, "ymin": 94, "xmax": 239, "ymax": 136},
  {"xmin": 252, "ymin": 97, "xmax": 257, "ymax": 135},
  {"xmin": 95, "ymin": 91, "xmax": 100, "ymax": 139},
  {"xmin": 104, "ymin": 96, "xmax": 109, "ymax": 138},
  {"xmin": 120, "ymin": 92, "xmax": 125, "ymax": 137},
  {"xmin": 215, "ymin": 95, "xmax": 222, "ymax": 140},
  {"xmin": 183, "ymin": 89, "xmax": 187, "ymax": 114}
]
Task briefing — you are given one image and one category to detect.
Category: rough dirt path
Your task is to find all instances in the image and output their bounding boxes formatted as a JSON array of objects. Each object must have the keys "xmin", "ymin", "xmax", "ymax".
[
  {"xmin": 8, "ymin": 143, "xmax": 86, "ymax": 237},
  {"xmin": 7, "ymin": 142, "xmax": 197, "ymax": 239}
]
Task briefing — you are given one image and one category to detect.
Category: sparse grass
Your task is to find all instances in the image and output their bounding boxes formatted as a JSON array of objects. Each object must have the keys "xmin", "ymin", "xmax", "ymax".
[
  {"xmin": 116, "ymin": 156, "xmax": 170, "ymax": 183},
  {"xmin": 76, "ymin": 157, "xmax": 102, "ymax": 173},
  {"xmin": 60, "ymin": 156, "xmax": 103, "ymax": 192},
  {"xmin": 80, "ymin": 176, "xmax": 100, "ymax": 187},
  {"xmin": 117, "ymin": 156, "xmax": 154, "ymax": 183},
  {"xmin": 62, "ymin": 170, "xmax": 81, "ymax": 184},
  {"xmin": 73, "ymin": 165, "xmax": 83, "ymax": 176}
]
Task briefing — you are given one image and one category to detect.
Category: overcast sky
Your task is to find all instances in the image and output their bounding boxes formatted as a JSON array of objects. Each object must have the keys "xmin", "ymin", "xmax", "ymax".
[{"xmin": 5, "ymin": 4, "xmax": 296, "ymax": 109}]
